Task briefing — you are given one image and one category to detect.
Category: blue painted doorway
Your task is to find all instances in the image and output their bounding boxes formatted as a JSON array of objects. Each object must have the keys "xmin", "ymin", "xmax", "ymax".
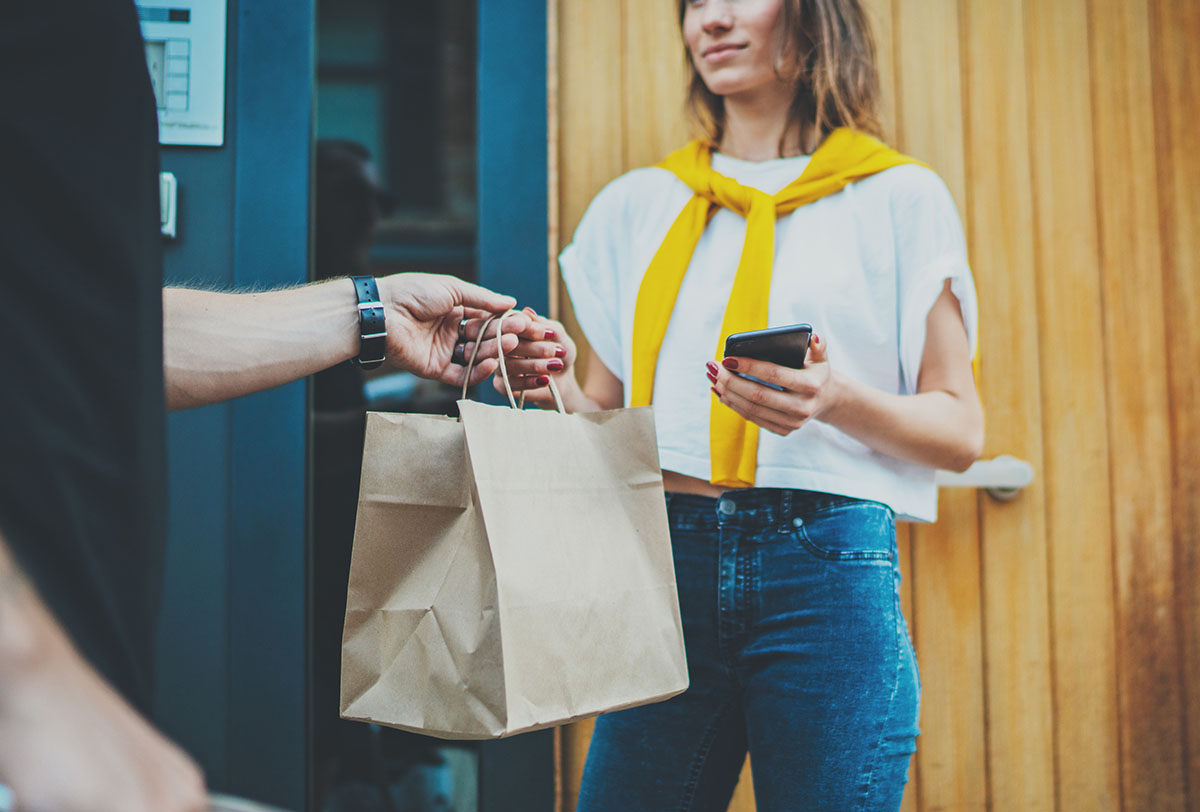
[{"xmin": 155, "ymin": 0, "xmax": 554, "ymax": 810}]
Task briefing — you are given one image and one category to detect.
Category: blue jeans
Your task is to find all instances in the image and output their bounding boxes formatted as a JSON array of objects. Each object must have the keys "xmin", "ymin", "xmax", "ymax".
[{"xmin": 578, "ymin": 489, "xmax": 920, "ymax": 812}]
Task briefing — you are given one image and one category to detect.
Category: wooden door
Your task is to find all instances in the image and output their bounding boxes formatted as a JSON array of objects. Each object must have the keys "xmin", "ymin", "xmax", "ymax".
[{"xmin": 548, "ymin": 1, "xmax": 1200, "ymax": 809}]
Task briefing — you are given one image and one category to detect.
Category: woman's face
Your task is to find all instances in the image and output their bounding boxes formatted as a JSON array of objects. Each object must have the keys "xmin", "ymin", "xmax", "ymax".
[{"xmin": 682, "ymin": 0, "xmax": 791, "ymax": 99}]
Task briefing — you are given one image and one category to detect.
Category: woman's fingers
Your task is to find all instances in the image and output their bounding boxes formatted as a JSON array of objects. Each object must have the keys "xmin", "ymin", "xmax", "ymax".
[
  {"xmin": 510, "ymin": 339, "xmax": 567, "ymax": 360},
  {"xmin": 719, "ymin": 369, "xmax": 800, "ymax": 413},
  {"xmin": 719, "ymin": 356, "xmax": 809, "ymax": 394},
  {"xmin": 492, "ymin": 371, "xmax": 552, "ymax": 398},
  {"xmin": 806, "ymin": 331, "xmax": 828, "ymax": 364},
  {"xmin": 450, "ymin": 360, "xmax": 549, "ymax": 391},
  {"xmin": 497, "ymin": 355, "xmax": 565, "ymax": 378},
  {"xmin": 506, "ymin": 374, "xmax": 552, "ymax": 392},
  {"xmin": 713, "ymin": 387, "xmax": 797, "ymax": 436},
  {"xmin": 476, "ymin": 308, "xmax": 572, "ymax": 404},
  {"xmin": 707, "ymin": 362, "xmax": 813, "ymax": 435},
  {"xmin": 715, "ymin": 383, "xmax": 802, "ymax": 435}
]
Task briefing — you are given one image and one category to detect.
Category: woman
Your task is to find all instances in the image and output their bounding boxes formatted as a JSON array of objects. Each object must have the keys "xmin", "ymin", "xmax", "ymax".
[{"xmin": 501, "ymin": 0, "xmax": 982, "ymax": 808}]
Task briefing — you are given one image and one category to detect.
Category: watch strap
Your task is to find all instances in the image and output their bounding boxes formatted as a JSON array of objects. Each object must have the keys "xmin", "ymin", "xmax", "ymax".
[{"xmin": 351, "ymin": 275, "xmax": 386, "ymax": 370}]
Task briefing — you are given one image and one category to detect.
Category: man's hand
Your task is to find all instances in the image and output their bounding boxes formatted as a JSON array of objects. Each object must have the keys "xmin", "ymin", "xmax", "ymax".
[
  {"xmin": 0, "ymin": 549, "xmax": 207, "ymax": 812},
  {"xmin": 377, "ymin": 273, "xmax": 530, "ymax": 387}
]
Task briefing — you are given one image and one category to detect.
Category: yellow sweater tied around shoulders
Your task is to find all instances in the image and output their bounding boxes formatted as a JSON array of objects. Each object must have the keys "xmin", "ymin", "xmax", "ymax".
[{"xmin": 630, "ymin": 127, "xmax": 927, "ymax": 489}]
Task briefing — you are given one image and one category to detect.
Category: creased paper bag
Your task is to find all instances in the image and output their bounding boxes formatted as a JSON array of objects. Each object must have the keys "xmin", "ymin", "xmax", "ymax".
[{"xmin": 340, "ymin": 393, "xmax": 688, "ymax": 739}]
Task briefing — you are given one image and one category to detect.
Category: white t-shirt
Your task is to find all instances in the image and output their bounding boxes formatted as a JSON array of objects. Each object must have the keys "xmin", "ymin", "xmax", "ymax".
[{"xmin": 560, "ymin": 152, "xmax": 977, "ymax": 522}]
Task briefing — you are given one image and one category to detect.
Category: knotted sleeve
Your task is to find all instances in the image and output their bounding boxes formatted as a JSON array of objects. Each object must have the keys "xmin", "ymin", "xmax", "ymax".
[
  {"xmin": 559, "ymin": 178, "xmax": 629, "ymax": 382},
  {"xmin": 892, "ymin": 166, "xmax": 978, "ymax": 395}
]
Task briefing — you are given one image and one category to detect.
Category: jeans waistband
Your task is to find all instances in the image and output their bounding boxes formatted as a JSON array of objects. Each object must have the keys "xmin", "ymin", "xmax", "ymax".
[{"xmin": 664, "ymin": 488, "xmax": 886, "ymax": 531}]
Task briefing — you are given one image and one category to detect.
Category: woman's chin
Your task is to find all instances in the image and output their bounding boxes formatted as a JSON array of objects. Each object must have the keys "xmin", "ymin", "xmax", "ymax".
[
  {"xmin": 704, "ymin": 81, "xmax": 751, "ymax": 99},
  {"xmin": 700, "ymin": 73, "xmax": 778, "ymax": 101}
]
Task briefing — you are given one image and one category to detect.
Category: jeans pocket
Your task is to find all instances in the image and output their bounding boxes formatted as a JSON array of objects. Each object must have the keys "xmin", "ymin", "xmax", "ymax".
[{"xmin": 790, "ymin": 501, "xmax": 895, "ymax": 561}]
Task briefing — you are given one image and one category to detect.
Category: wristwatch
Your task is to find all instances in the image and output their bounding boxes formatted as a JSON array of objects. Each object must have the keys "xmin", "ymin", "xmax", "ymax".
[{"xmin": 351, "ymin": 275, "xmax": 386, "ymax": 369}]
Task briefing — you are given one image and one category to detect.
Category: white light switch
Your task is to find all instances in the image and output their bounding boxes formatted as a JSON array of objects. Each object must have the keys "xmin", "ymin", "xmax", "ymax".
[{"xmin": 160, "ymin": 171, "xmax": 178, "ymax": 239}]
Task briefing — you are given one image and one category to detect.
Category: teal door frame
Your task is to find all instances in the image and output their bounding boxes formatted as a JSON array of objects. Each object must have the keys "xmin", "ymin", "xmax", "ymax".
[{"xmin": 157, "ymin": 0, "xmax": 556, "ymax": 809}]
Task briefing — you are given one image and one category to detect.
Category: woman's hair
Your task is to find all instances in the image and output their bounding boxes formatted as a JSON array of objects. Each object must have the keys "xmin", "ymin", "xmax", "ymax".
[{"xmin": 679, "ymin": 0, "xmax": 884, "ymax": 149}]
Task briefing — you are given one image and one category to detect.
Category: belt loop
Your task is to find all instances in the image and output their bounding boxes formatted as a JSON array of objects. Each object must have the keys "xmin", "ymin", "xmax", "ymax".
[{"xmin": 780, "ymin": 489, "xmax": 792, "ymax": 524}]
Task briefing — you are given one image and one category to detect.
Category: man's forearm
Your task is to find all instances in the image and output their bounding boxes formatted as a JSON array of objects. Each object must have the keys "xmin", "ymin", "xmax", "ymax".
[{"xmin": 164, "ymin": 279, "xmax": 359, "ymax": 410}]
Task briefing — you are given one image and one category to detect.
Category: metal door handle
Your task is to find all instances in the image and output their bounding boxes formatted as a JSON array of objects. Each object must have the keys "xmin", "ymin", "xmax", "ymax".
[{"xmin": 935, "ymin": 455, "xmax": 1034, "ymax": 501}]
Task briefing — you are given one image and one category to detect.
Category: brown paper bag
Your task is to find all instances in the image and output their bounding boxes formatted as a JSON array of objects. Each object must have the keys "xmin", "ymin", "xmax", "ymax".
[{"xmin": 340, "ymin": 326, "xmax": 688, "ymax": 739}]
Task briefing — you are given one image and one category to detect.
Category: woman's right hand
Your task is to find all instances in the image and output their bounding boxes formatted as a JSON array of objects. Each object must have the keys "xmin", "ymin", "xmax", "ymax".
[{"xmin": 492, "ymin": 308, "xmax": 578, "ymax": 409}]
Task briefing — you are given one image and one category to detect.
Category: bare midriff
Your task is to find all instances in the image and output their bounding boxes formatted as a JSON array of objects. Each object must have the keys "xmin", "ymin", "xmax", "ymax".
[{"xmin": 662, "ymin": 470, "xmax": 727, "ymax": 498}]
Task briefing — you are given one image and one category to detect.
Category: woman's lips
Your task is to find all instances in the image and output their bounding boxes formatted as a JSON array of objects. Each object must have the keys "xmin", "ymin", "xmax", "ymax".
[{"xmin": 702, "ymin": 43, "xmax": 747, "ymax": 64}]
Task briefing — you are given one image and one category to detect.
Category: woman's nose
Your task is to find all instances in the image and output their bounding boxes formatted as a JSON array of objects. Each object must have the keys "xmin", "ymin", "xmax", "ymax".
[{"xmin": 701, "ymin": 0, "xmax": 734, "ymax": 33}]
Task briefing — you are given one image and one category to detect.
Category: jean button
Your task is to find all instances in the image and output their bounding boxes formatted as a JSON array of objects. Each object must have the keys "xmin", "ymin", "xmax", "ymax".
[
  {"xmin": 793, "ymin": 517, "xmax": 804, "ymax": 527},
  {"xmin": 717, "ymin": 497, "xmax": 736, "ymax": 515}
]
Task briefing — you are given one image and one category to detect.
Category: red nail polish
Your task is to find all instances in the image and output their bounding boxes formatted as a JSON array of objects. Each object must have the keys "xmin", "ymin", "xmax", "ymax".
[
  {"xmin": 706, "ymin": 372, "xmax": 718, "ymax": 384},
  {"xmin": 554, "ymin": 345, "xmax": 567, "ymax": 358},
  {"xmin": 537, "ymin": 376, "xmax": 550, "ymax": 387},
  {"xmin": 706, "ymin": 361, "xmax": 719, "ymax": 376},
  {"xmin": 547, "ymin": 359, "xmax": 564, "ymax": 372},
  {"xmin": 711, "ymin": 386, "xmax": 720, "ymax": 396},
  {"xmin": 722, "ymin": 358, "xmax": 739, "ymax": 370},
  {"xmin": 544, "ymin": 329, "xmax": 558, "ymax": 340}
]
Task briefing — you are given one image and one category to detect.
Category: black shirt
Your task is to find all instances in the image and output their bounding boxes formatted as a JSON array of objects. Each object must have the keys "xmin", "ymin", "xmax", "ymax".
[{"xmin": 0, "ymin": 1, "xmax": 166, "ymax": 711}]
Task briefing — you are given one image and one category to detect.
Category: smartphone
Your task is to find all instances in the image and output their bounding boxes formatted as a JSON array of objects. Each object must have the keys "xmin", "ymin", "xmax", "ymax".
[{"xmin": 722, "ymin": 323, "xmax": 812, "ymax": 391}]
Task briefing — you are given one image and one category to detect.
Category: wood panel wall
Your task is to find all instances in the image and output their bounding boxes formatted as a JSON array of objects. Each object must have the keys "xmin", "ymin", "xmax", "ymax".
[{"xmin": 547, "ymin": 1, "xmax": 1200, "ymax": 810}]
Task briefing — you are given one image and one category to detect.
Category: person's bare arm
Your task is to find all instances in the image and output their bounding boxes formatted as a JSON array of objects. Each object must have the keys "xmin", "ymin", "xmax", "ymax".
[
  {"xmin": 821, "ymin": 282, "xmax": 983, "ymax": 470},
  {"xmin": 0, "ymin": 536, "xmax": 207, "ymax": 812},
  {"xmin": 165, "ymin": 273, "xmax": 528, "ymax": 410}
]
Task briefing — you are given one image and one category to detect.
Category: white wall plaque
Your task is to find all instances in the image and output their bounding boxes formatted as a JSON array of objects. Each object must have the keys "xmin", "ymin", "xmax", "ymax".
[{"xmin": 136, "ymin": 1, "xmax": 227, "ymax": 147}]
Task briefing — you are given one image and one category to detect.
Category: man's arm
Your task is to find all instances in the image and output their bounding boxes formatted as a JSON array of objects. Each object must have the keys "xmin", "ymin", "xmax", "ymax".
[
  {"xmin": 0, "ymin": 536, "xmax": 207, "ymax": 812},
  {"xmin": 164, "ymin": 273, "xmax": 533, "ymax": 410}
]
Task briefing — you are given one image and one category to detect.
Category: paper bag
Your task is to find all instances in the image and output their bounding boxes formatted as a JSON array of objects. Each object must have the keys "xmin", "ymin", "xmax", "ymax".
[{"xmin": 340, "ymin": 374, "xmax": 688, "ymax": 739}]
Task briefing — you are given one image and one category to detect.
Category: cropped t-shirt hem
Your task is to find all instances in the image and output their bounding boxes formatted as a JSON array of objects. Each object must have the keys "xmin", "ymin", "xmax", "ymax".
[{"xmin": 657, "ymin": 448, "xmax": 938, "ymax": 523}]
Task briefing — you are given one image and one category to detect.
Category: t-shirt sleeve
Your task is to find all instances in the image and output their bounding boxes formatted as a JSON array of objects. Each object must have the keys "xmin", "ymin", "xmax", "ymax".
[
  {"xmin": 558, "ymin": 178, "xmax": 629, "ymax": 382},
  {"xmin": 892, "ymin": 167, "xmax": 978, "ymax": 395}
]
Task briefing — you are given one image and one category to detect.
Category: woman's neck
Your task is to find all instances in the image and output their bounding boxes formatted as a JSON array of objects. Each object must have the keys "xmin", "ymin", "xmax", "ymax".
[{"xmin": 718, "ymin": 85, "xmax": 817, "ymax": 161}]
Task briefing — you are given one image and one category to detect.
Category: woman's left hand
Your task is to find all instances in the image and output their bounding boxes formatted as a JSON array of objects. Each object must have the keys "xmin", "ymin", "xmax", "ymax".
[{"xmin": 707, "ymin": 332, "xmax": 838, "ymax": 436}]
